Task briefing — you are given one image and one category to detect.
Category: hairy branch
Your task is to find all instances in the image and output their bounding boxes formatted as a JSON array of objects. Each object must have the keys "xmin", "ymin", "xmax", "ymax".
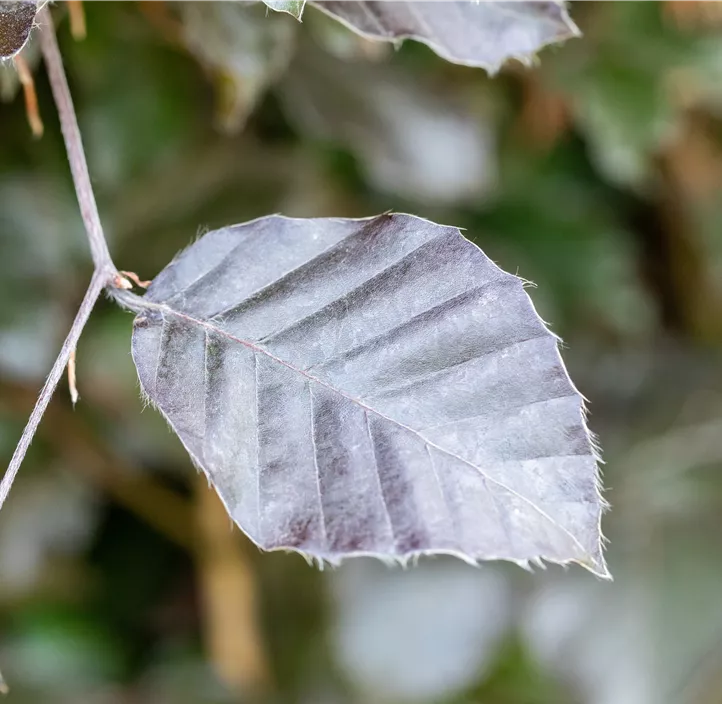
[
  {"xmin": 0, "ymin": 272, "xmax": 106, "ymax": 511},
  {"xmin": 1, "ymin": 8, "xmax": 127, "ymax": 511},
  {"xmin": 37, "ymin": 6, "xmax": 116, "ymax": 276}
]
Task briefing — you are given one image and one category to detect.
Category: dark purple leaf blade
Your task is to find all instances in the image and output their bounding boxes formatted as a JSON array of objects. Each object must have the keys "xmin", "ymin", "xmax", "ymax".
[
  {"xmin": 0, "ymin": 1, "xmax": 36, "ymax": 59},
  {"xmin": 310, "ymin": 1, "xmax": 580, "ymax": 72},
  {"xmin": 131, "ymin": 214, "xmax": 608, "ymax": 577}
]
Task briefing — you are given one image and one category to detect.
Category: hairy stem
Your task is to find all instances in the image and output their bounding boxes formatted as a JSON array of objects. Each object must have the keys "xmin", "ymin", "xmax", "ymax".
[
  {"xmin": 0, "ymin": 272, "xmax": 105, "ymax": 511},
  {"xmin": 1, "ymin": 8, "xmax": 126, "ymax": 511},
  {"xmin": 37, "ymin": 6, "xmax": 116, "ymax": 277}
]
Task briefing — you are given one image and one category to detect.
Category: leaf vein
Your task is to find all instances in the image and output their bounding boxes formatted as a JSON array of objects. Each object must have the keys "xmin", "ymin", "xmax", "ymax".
[{"xmin": 152, "ymin": 304, "xmax": 590, "ymax": 560}]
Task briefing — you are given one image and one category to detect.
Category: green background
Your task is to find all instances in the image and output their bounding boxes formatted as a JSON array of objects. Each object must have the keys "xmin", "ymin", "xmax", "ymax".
[{"xmin": 2, "ymin": 2, "xmax": 722, "ymax": 702}]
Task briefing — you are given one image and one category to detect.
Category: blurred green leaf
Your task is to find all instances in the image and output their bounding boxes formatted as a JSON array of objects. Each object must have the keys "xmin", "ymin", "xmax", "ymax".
[
  {"xmin": 280, "ymin": 41, "xmax": 498, "ymax": 204},
  {"xmin": 177, "ymin": 1, "xmax": 297, "ymax": 133},
  {"xmin": 4, "ymin": 606, "xmax": 123, "ymax": 694},
  {"xmin": 263, "ymin": 0, "xmax": 306, "ymax": 21}
]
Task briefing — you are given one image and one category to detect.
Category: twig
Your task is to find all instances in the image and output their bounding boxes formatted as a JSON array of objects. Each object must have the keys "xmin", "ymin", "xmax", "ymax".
[
  {"xmin": 0, "ymin": 272, "xmax": 105, "ymax": 511},
  {"xmin": 37, "ymin": 6, "xmax": 116, "ymax": 277},
  {"xmin": 1, "ymin": 8, "xmax": 130, "ymax": 511}
]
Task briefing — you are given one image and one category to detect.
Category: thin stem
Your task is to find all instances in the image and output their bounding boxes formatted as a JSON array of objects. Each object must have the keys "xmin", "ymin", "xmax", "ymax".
[
  {"xmin": 37, "ymin": 6, "xmax": 115, "ymax": 276},
  {"xmin": 0, "ymin": 272, "xmax": 106, "ymax": 511},
  {"xmin": 2, "ymin": 7, "xmax": 129, "ymax": 512},
  {"xmin": 0, "ymin": 5, "xmax": 142, "ymax": 512}
]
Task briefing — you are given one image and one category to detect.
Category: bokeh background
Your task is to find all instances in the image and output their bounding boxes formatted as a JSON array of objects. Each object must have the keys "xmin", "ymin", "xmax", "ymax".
[{"xmin": 2, "ymin": 1, "xmax": 722, "ymax": 702}]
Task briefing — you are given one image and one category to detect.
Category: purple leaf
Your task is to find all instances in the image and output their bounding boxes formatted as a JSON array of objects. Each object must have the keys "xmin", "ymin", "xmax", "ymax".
[
  {"xmin": 130, "ymin": 213, "xmax": 607, "ymax": 576},
  {"xmin": 0, "ymin": 1, "xmax": 36, "ymax": 60},
  {"xmin": 311, "ymin": 1, "xmax": 580, "ymax": 72}
]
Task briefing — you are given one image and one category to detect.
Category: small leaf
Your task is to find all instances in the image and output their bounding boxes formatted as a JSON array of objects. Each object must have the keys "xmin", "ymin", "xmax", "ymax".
[
  {"xmin": 0, "ymin": 0, "xmax": 36, "ymax": 60},
  {"xmin": 310, "ymin": 1, "xmax": 580, "ymax": 72},
  {"xmin": 263, "ymin": 0, "xmax": 305, "ymax": 21},
  {"xmin": 130, "ymin": 214, "xmax": 607, "ymax": 576}
]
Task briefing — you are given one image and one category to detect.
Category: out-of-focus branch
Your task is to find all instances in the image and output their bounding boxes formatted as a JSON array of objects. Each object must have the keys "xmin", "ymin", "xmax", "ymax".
[
  {"xmin": 653, "ymin": 149, "xmax": 722, "ymax": 342},
  {"xmin": 514, "ymin": 70, "xmax": 570, "ymax": 150},
  {"xmin": 12, "ymin": 52, "xmax": 43, "ymax": 137},
  {"xmin": 67, "ymin": 0, "xmax": 87, "ymax": 41},
  {"xmin": 195, "ymin": 477, "xmax": 271, "ymax": 697}
]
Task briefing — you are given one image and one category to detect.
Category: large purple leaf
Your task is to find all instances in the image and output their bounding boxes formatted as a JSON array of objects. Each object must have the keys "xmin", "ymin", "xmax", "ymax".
[
  {"xmin": 310, "ymin": 1, "xmax": 579, "ymax": 72},
  {"xmin": 130, "ymin": 214, "xmax": 607, "ymax": 576},
  {"xmin": 0, "ymin": 0, "xmax": 36, "ymax": 59}
]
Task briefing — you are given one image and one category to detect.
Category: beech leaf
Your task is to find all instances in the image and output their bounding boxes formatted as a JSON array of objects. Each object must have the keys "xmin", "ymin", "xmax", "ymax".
[
  {"xmin": 262, "ymin": 0, "xmax": 306, "ymax": 21},
  {"xmin": 310, "ymin": 1, "xmax": 580, "ymax": 72},
  {"xmin": 0, "ymin": 0, "xmax": 36, "ymax": 59},
  {"xmin": 130, "ymin": 214, "xmax": 607, "ymax": 576}
]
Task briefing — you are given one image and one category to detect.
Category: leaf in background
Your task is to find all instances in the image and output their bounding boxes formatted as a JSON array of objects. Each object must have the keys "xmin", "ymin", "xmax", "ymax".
[
  {"xmin": 542, "ymin": 2, "xmax": 722, "ymax": 191},
  {"xmin": 309, "ymin": 1, "xmax": 580, "ymax": 72},
  {"xmin": 522, "ymin": 571, "xmax": 654, "ymax": 704},
  {"xmin": 263, "ymin": 0, "xmax": 306, "ymax": 21},
  {"xmin": 332, "ymin": 559, "xmax": 511, "ymax": 700},
  {"xmin": 0, "ymin": 0, "xmax": 36, "ymax": 60},
  {"xmin": 279, "ymin": 43, "xmax": 497, "ymax": 205},
  {"xmin": 130, "ymin": 213, "xmax": 607, "ymax": 575},
  {"xmin": 177, "ymin": 1, "xmax": 296, "ymax": 133}
]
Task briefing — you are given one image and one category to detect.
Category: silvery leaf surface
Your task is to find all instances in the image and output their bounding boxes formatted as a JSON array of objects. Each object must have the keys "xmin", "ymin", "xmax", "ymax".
[
  {"xmin": 0, "ymin": 0, "xmax": 36, "ymax": 59},
  {"xmin": 130, "ymin": 213, "xmax": 607, "ymax": 576},
  {"xmin": 311, "ymin": 1, "xmax": 580, "ymax": 72}
]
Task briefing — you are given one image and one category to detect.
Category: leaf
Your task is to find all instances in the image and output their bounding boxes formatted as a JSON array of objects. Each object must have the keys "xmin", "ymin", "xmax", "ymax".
[
  {"xmin": 333, "ymin": 559, "xmax": 511, "ymax": 700},
  {"xmin": 309, "ymin": 1, "xmax": 580, "ymax": 72},
  {"xmin": 176, "ymin": 2, "xmax": 296, "ymax": 133},
  {"xmin": 130, "ymin": 213, "xmax": 607, "ymax": 576},
  {"xmin": 279, "ymin": 40, "xmax": 498, "ymax": 204},
  {"xmin": 0, "ymin": 0, "xmax": 36, "ymax": 60},
  {"xmin": 263, "ymin": 0, "xmax": 306, "ymax": 21}
]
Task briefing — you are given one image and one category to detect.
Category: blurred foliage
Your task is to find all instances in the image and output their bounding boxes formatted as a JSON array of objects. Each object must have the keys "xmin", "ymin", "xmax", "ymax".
[{"xmin": 2, "ymin": 1, "xmax": 722, "ymax": 703}]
